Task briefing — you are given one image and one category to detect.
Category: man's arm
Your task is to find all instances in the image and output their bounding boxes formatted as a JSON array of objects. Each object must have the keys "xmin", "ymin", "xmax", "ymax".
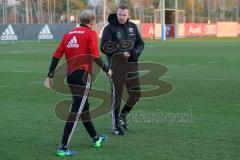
[
  {"xmin": 100, "ymin": 25, "xmax": 113, "ymax": 54},
  {"xmin": 94, "ymin": 57, "xmax": 113, "ymax": 78},
  {"xmin": 94, "ymin": 57, "xmax": 109, "ymax": 73},
  {"xmin": 47, "ymin": 37, "xmax": 65, "ymax": 77},
  {"xmin": 44, "ymin": 40, "xmax": 64, "ymax": 89},
  {"xmin": 90, "ymin": 31, "xmax": 112, "ymax": 77},
  {"xmin": 47, "ymin": 58, "xmax": 59, "ymax": 78},
  {"xmin": 130, "ymin": 26, "xmax": 145, "ymax": 60}
]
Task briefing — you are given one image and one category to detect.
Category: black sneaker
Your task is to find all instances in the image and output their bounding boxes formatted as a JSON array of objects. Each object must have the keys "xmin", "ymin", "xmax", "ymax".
[
  {"xmin": 113, "ymin": 124, "xmax": 126, "ymax": 136},
  {"xmin": 120, "ymin": 114, "xmax": 128, "ymax": 131}
]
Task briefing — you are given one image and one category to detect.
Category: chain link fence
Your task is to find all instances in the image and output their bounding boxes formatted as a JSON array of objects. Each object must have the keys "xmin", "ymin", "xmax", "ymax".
[{"xmin": 0, "ymin": 0, "xmax": 239, "ymax": 24}]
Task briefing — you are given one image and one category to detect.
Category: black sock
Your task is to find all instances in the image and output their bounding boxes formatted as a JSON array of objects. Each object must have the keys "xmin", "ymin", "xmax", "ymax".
[{"xmin": 121, "ymin": 105, "xmax": 133, "ymax": 116}]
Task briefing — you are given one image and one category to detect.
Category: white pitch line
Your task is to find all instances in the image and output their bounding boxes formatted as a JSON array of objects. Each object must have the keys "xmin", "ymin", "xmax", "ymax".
[
  {"xmin": 227, "ymin": 59, "xmax": 236, "ymax": 62},
  {"xmin": 200, "ymin": 77, "xmax": 224, "ymax": 81},
  {"xmin": 0, "ymin": 50, "xmax": 47, "ymax": 55},
  {"xmin": 188, "ymin": 63, "xmax": 199, "ymax": 66},
  {"xmin": 0, "ymin": 85, "xmax": 11, "ymax": 88},
  {"xmin": 168, "ymin": 65, "xmax": 179, "ymax": 68},
  {"xmin": 29, "ymin": 81, "xmax": 43, "ymax": 85},
  {"xmin": 161, "ymin": 76, "xmax": 172, "ymax": 79},
  {"xmin": 162, "ymin": 77, "xmax": 224, "ymax": 81},
  {"xmin": 11, "ymin": 70, "xmax": 32, "ymax": 73},
  {"xmin": 208, "ymin": 60, "xmax": 219, "ymax": 64}
]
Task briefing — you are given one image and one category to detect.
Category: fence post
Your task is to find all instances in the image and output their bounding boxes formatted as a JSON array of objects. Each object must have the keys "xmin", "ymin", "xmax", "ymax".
[
  {"xmin": 162, "ymin": 0, "xmax": 166, "ymax": 41},
  {"xmin": 237, "ymin": 0, "xmax": 239, "ymax": 22},
  {"xmin": 67, "ymin": 0, "xmax": 70, "ymax": 23},
  {"xmin": 192, "ymin": 0, "xmax": 195, "ymax": 23},
  {"xmin": 208, "ymin": 0, "xmax": 211, "ymax": 23},
  {"xmin": 53, "ymin": 0, "xmax": 56, "ymax": 23},
  {"xmin": 3, "ymin": 0, "xmax": 5, "ymax": 24},
  {"xmin": 103, "ymin": 0, "xmax": 106, "ymax": 25}
]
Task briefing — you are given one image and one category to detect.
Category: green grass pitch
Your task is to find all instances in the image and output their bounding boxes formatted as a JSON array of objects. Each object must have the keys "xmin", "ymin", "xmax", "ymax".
[{"xmin": 0, "ymin": 38, "xmax": 240, "ymax": 160}]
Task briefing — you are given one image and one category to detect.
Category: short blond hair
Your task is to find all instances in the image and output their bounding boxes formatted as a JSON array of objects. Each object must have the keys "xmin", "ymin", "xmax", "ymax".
[
  {"xmin": 80, "ymin": 10, "xmax": 96, "ymax": 24},
  {"xmin": 118, "ymin": 5, "xmax": 129, "ymax": 10}
]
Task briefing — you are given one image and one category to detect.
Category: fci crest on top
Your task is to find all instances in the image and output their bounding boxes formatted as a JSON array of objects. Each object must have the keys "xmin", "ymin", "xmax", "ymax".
[{"xmin": 129, "ymin": 28, "xmax": 134, "ymax": 33}]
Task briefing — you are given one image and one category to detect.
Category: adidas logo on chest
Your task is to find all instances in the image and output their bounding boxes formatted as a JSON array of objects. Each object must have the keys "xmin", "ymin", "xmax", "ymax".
[{"xmin": 67, "ymin": 36, "xmax": 79, "ymax": 48}]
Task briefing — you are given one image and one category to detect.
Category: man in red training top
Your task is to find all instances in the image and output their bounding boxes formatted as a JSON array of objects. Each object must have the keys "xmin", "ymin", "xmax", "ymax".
[{"xmin": 44, "ymin": 10, "xmax": 112, "ymax": 157}]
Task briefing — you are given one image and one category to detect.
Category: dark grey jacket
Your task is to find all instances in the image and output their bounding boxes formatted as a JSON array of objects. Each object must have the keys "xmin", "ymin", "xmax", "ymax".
[{"xmin": 100, "ymin": 14, "xmax": 145, "ymax": 63}]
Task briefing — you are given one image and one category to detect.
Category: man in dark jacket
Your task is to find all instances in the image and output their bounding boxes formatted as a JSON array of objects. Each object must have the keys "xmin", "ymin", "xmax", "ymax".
[{"xmin": 101, "ymin": 5, "xmax": 145, "ymax": 135}]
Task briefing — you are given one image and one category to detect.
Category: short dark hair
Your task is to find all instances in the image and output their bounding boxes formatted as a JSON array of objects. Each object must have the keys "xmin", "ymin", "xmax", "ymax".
[{"xmin": 118, "ymin": 5, "xmax": 129, "ymax": 10}]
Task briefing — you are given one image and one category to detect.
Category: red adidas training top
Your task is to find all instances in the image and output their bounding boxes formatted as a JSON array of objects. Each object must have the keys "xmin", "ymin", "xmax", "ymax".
[{"xmin": 53, "ymin": 25, "xmax": 100, "ymax": 74}]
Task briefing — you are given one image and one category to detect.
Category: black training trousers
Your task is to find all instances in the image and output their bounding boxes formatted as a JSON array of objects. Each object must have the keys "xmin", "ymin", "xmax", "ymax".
[
  {"xmin": 61, "ymin": 70, "xmax": 97, "ymax": 148},
  {"xmin": 110, "ymin": 54, "xmax": 141, "ymax": 129}
]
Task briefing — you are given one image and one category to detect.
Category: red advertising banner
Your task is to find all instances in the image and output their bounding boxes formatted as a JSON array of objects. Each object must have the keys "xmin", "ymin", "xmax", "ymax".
[
  {"xmin": 204, "ymin": 24, "xmax": 217, "ymax": 36},
  {"xmin": 141, "ymin": 23, "xmax": 154, "ymax": 38},
  {"xmin": 217, "ymin": 22, "xmax": 238, "ymax": 37},
  {"xmin": 185, "ymin": 24, "xmax": 204, "ymax": 36},
  {"xmin": 238, "ymin": 24, "xmax": 240, "ymax": 35},
  {"xmin": 185, "ymin": 23, "xmax": 217, "ymax": 37}
]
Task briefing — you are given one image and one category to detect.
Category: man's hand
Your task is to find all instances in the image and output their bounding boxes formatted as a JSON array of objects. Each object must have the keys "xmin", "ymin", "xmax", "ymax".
[
  {"xmin": 44, "ymin": 77, "xmax": 54, "ymax": 89},
  {"xmin": 107, "ymin": 69, "xmax": 113, "ymax": 79},
  {"xmin": 123, "ymin": 52, "xmax": 130, "ymax": 59}
]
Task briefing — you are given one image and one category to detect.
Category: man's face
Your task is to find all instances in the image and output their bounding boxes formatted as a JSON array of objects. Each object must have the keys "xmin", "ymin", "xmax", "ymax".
[{"xmin": 117, "ymin": 9, "xmax": 129, "ymax": 24}]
